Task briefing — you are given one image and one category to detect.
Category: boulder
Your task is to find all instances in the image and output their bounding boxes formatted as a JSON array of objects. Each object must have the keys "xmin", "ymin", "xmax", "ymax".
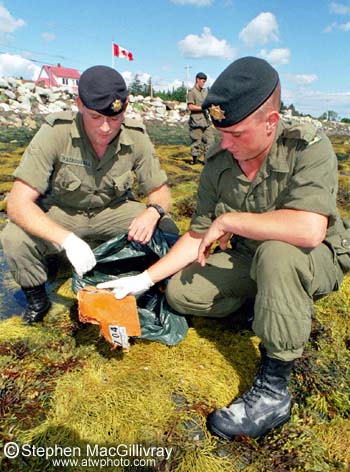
[{"xmin": 0, "ymin": 76, "xmax": 349, "ymax": 135}]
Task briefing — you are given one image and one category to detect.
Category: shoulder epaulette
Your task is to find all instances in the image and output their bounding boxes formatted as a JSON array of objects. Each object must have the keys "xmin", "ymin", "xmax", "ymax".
[
  {"xmin": 122, "ymin": 118, "xmax": 146, "ymax": 133},
  {"xmin": 206, "ymin": 142, "xmax": 223, "ymax": 160},
  {"xmin": 45, "ymin": 111, "xmax": 75, "ymax": 127},
  {"xmin": 281, "ymin": 121, "xmax": 321, "ymax": 146}
]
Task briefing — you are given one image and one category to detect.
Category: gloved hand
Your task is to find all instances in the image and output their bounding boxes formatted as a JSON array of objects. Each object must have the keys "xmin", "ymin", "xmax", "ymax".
[
  {"xmin": 97, "ymin": 270, "xmax": 154, "ymax": 299},
  {"xmin": 61, "ymin": 232, "xmax": 96, "ymax": 277}
]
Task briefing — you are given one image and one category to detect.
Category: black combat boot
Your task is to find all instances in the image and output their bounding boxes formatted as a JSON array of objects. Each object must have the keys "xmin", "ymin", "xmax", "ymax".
[
  {"xmin": 22, "ymin": 284, "xmax": 52, "ymax": 324},
  {"xmin": 207, "ymin": 344, "xmax": 294, "ymax": 439}
]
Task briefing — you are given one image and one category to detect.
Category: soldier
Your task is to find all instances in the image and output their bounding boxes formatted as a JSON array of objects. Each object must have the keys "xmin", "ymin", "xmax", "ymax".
[
  {"xmin": 187, "ymin": 72, "xmax": 215, "ymax": 164},
  {"xmin": 97, "ymin": 57, "xmax": 350, "ymax": 439},
  {"xmin": 1, "ymin": 65, "xmax": 178, "ymax": 324}
]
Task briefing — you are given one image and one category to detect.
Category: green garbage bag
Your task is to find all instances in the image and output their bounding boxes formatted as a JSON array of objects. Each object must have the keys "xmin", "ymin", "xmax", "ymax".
[{"xmin": 72, "ymin": 230, "xmax": 188, "ymax": 346}]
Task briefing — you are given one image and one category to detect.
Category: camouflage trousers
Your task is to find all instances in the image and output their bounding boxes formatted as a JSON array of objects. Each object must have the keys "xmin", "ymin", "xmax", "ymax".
[
  {"xmin": 1, "ymin": 201, "xmax": 178, "ymax": 288},
  {"xmin": 166, "ymin": 239, "xmax": 344, "ymax": 362},
  {"xmin": 189, "ymin": 126, "xmax": 215, "ymax": 161}
]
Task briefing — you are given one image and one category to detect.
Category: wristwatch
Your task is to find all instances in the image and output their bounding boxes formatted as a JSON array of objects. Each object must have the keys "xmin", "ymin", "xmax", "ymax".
[{"xmin": 146, "ymin": 203, "xmax": 165, "ymax": 218}]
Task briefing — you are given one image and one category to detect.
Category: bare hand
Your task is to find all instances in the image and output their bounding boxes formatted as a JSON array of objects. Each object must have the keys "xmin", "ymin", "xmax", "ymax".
[
  {"xmin": 128, "ymin": 208, "xmax": 160, "ymax": 244},
  {"xmin": 197, "ymin": 218, "xmax": 232, "ymax": 267}
]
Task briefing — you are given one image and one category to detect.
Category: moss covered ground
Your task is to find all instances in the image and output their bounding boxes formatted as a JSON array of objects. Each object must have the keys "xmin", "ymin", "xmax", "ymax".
[{"xmin": 0, "ymin": 124, "xmax": 349, "ymax": 471}]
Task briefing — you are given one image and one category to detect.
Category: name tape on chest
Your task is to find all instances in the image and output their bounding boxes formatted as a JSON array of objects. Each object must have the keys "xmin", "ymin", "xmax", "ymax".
[{"xmin": 60, "ymin": 155, "xmax": 92, "ymax": 167}]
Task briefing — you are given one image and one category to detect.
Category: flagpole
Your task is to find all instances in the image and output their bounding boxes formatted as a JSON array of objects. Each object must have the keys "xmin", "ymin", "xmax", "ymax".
[{"xmin": 112, "ymin": 41, "xmax": 114, "ymax": 68}]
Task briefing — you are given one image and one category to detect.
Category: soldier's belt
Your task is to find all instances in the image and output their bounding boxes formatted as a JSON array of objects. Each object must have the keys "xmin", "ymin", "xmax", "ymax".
[{"xmin": 75, "ymin": 207, "xmax": 105, "ymax": 217}]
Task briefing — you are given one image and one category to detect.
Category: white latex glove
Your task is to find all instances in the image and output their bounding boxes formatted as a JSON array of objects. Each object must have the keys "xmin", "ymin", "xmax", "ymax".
[
  {"xmin": 97, "ymin": 270, "xmax": 154, "ymax": 299},
  {"xmin": 61, "ymin": 232, "xmax": 96, "ymax": 277}
]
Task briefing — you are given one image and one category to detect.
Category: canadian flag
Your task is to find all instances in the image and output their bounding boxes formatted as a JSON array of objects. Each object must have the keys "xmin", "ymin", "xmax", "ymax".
[{"xmin": 113, "ymin": 42, "xmax": 134, "ymax": 61}]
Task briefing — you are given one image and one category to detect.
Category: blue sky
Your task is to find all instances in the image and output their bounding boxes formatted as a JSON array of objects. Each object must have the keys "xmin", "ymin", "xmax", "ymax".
[{"xmin": 1, "ymin": 0, "xmax": 350, "ymax": 118}]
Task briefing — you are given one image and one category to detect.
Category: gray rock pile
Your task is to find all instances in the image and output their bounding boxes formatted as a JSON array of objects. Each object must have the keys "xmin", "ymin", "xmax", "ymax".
[
  {"xmin": 0, "ymin": 76, "xmax": 349, "ymax": 136},
  {"xmin": 0, "ymin": 77, "xmax": 189, "ymax": 129}
]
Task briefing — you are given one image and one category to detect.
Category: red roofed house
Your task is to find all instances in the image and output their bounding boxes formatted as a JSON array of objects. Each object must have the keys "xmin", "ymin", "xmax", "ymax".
[{"xmin": 36, "ymin": 64, "xmax": 80, "ymax": 91}]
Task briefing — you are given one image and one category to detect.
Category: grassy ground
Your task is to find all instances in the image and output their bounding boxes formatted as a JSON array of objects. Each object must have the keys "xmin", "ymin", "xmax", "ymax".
[{"xmin": 0, "ymin": 123, "xmax": 349, "ymax": 471}]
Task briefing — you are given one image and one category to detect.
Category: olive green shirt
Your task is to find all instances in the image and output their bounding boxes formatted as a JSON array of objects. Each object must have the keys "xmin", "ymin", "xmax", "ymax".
[
  {"xmin": 191, "ymin": 119, "xmax": 348, "ymax": 266},
  {"xmin": 187, "ymin": 85, "xmax": 211, "ymax": 128},
  {"xmin": 14, "ymin": 112, "xmax": 167, "ymax": 212}
]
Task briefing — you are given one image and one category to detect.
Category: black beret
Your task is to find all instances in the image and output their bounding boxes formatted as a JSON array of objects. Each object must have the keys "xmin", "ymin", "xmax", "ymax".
[
  {"xmin": 78, "ymin": 65, "xmax": 128, "ymax": 116},
  {"xmin": 203, "ymin": 56, "xmax": 279, "ymax": 127},
  {"xmin": 196, "ymin": 72, "xmax": 207, "ymax": 80}
]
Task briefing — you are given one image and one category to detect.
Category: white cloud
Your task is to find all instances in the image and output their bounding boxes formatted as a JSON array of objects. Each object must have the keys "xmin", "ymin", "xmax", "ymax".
[
  {"xmin": 121, "ymin": 70, "xmax": 151, "ymax": 86},
  {"xmin": 122, "ymin": 71, "xmax": 187, "ymax": 92},
  {"xmin": 283, "ymin": 86, "xmax": 350, "ymax": 118},
  {"xmin": 154, "ymin": 75, "xmax": 215, "ymax": 91},
  {"xmin": 41, "ymin": 32, "xmax": 56, "ymax": 42},
  {"xmin": 0, "ymin": 53, "xmax": 41, "ymax": 80},
  {"xmin": 0, "ymin": 5, "xmax": 25, "ymax": 34},
  {"xmin": 170, "ymin": 0, "xmax": 213, "ymax": 5},
  {"xmin": 329, "ymin": 1, "xmax": 350, "ymax": 15},
  {"xmin": 339, "ymin": 21, "xmax": 350, "ymax": 30},
  {"xmin": 323, "ymin": 20, "xmax": 350, "ymax": 32},
  {"xmin": 259, "ymin": 48, "xmax": 290, "ymax": 65},
  {"xmin": 284, "ymin": 73, "xmax": 318, "ymax": 85},
  {"xmin": 153, "ymin": 78, "xmax": 184, "ymax": 91},
  {"xmin": 239, "ymin": 12, "xmax": 279, "ymax": 46},
  {"xmin": 178, "ymin": 26, "xmax": 236, "ymax": 59},
  {"xmin": 120, "ymin": 70, "xmax": 133, "ymax": 85},
  {"xmin": 323, "ymin": 21, "xmax": 337, "ymax": 32},
  {"xmin": 135, "ymin": 72, "xmax": 151, "ymax": 84}
]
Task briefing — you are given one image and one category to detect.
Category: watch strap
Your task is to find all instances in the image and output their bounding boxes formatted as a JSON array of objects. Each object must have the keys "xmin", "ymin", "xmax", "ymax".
[{"xmin": 146, "ymin": 203, "xmax": 165, "ymax": 218}]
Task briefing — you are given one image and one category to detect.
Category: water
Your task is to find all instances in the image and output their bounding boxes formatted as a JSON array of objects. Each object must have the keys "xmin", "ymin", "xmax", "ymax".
[{"xmin": 0, "ymin": 248, "xmax": 26, "ymax": 320}]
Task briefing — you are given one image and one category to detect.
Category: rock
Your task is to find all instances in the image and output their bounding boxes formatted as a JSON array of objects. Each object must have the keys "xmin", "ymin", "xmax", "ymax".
[
  {"xmin": 11, "ymin": 116, "xmax": 24, "ymax": 127},
  {"xmin": 0, "ymin": 78, "xmax": 9, "ymax": 88},
  {"xmin": 177, "ymin": 102, "xmax": 188, "ymax": 112},
  {"xmin": 23, "ymin": 116, "xmax": 39, "ymax": 129},
  {"xmin": 35, "ymin": 85, "xmax": 50, "ymax": 97},
  {"xmin": 7, "ymin": 77, "xmax": 20, "ymax": 88},
  {"xmin": 0, "ymin": 103, "xmax": 10, "ymax": 112},
  {"xmin": 21, "ymin": 82, "xmax": 36, "ymax": 92},
  {"xmin": 0, "ymin": 76, "xmax": 349, "ymax": 136},
  {"xmin": 48, "ymin": 100, "xmax": 69, "ymax": 111},
  {"xmin": 4, "ymin": 90, "xmax": 16, "ymax": 100}
]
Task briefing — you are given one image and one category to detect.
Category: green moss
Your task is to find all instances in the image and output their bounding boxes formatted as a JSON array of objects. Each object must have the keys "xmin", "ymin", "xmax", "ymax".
[
  {"xmin": 0, "ymin": 128, "xmax": 350, "ymax": 471},
  {"xmin": 313, "ymin": 417, "xmax": 350, "ymax": 468},
  {"xmin": 145, "ymin": 123, "xmax": 191, "ymax": 146},
  {"xmin": 0, "ymin": 197, "xmax": 7, "ymax": 211}
]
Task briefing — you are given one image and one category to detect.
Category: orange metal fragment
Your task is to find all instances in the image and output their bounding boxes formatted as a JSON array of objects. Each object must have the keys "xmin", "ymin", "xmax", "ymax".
[{"xmin": 77, "ymin": 286, "xmax": 141, "ymax": 350}]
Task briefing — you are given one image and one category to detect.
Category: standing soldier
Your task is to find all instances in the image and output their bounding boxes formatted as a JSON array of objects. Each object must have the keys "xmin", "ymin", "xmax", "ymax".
[{"xmin": 187, "ymin": 72, "xmax": 214, "ymax": 165}]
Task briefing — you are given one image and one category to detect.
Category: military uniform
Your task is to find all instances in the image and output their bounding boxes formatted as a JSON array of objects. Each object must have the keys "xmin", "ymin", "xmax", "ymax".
[
  {"xmin": 187, "ymin": 85, "xmax": 214, "ymax": 162},
  {"xmin": 166, "ymin": 119, "xmax": 350, "ymax": 361},
  {"xmin": 1, "ymin": 112, "xmax": 177, "ymax": 288},
  {"xmin": 170, "ymin": 55, "xmax": 350, "ymax": 439}
]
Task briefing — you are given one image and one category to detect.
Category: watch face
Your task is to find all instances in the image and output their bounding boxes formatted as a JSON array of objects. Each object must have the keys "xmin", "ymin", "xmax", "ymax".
[{"xmin": 156, "ymin": 205, "xmax": 165, "ymax": 217}]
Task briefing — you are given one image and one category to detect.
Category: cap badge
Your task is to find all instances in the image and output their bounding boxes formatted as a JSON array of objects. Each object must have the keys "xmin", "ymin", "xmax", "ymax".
[
  {"xmin": 209, "ymin": 104, "xmax": 225, "ymax": 121},
  {"xmin": 111, "ymin": 99, "xmax": 122, "ymax": 113}
]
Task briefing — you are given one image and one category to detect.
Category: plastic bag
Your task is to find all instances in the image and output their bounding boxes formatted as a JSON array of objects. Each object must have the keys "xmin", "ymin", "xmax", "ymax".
[{"xmin": 72, "ymin": 230, "xmax": 188, "ymax": 345}]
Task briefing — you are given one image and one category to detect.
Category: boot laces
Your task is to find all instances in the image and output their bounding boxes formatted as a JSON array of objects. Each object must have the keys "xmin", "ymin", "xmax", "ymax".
[{"xmin": 242, "ymin": 364, "xmax": 280, "ymax": 408}]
